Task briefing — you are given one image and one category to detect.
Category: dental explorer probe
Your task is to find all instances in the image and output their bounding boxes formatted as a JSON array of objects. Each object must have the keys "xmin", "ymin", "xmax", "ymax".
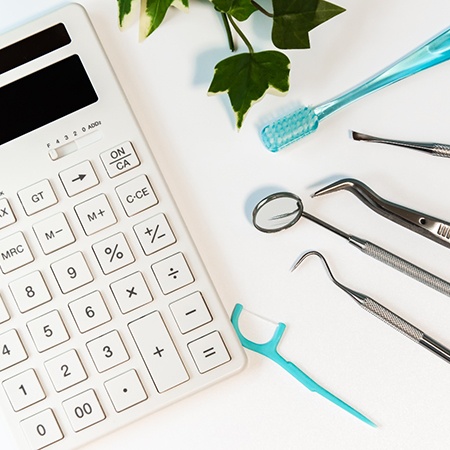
[{"xmin": 292, "ymin": 251, "xmax": 450, "ymax": 364}]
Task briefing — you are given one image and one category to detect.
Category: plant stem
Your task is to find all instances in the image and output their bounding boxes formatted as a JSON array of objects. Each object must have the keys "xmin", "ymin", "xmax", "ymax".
[
  {"xmin": 251, "ymin": 1, "xmax": 273, "ymax": 17},
  {"xmin": 227, "ymin": 14, "xmax": 254, "ymax": 53},
  {"xmin": 220, "ymin": 13, "xmax": 235, "ymax": 52}
]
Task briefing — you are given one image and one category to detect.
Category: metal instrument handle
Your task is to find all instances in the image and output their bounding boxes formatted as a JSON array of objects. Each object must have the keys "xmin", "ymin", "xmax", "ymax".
[
  {"xmin": 433, "ymin": 144, "xmax": 450, "ymax": 157},
  {"xmin": 361, "ymin": 297, "xmax": 423, "ymax": 342},
  {"xmin": 350, "ymin": 237, "xmax": 450, "ymax": 297},
  {"xmin": 362, "ymin": 297, "xmax": 450, "ymax": 363}
]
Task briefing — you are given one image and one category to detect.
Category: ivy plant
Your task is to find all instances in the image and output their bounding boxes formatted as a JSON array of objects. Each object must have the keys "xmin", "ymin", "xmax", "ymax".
[{"xmin": 117, "ymin": 0, "xmax": 345, "ymax": 128}]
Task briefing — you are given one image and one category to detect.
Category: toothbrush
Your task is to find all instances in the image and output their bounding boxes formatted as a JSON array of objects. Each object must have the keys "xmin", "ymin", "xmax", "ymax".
[{"xmin": 261, "ymin": 26, "xmax": 450, "ymax": 152}]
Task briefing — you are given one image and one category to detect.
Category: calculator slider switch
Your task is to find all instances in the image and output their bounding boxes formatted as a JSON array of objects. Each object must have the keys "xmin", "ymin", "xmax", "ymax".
[{"xmin": 48, "ymin": 130, "xmax": 102, "ymax": 160}]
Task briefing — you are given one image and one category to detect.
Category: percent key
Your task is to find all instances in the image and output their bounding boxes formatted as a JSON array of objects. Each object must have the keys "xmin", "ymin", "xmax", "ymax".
[{"xmin": 93, "ymin": 233, "xmax": 135, "ymax": 274}]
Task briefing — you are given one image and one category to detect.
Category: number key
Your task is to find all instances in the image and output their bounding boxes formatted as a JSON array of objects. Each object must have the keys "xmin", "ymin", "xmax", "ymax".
[
  {"xmin": 9, "ymin": 271, "xmax": 52, "ymax": 313},
  {"xmin": 20, "ymin": 409, "xmax": 63, "ymax": 449},
  {"xmin": 3, "ymin": 369, "xmax": 45, "ymax": 411},
  {"xmin": 45, "ymin": 350, "xmax": 87, "ymax": 392},
  {"xmin": 51, "ymin": 252, "xmax": 93, "ymax": 294},
  {"xmin": 0, "ymin": 329, "xmax": 28, "ymax": 371},
  {"xmin": 62, "ymin": 389, "xmax": 105, "ymax": 432},
  {"xmin": 69, "ymin": 291, "xmax": 111, "ymax": 333},
  {"xmin": 86, "ymin": 330, "xmax": 129, "ymax": 373},
  {"xmin": 27, "ymin": 310, "xmax": 69, "ymax": 353}
]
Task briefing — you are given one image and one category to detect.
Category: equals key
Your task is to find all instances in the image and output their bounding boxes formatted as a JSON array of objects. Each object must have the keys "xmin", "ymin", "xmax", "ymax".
[
  {"xmin": 203, "ymin": 347, "xmax": 216, "ymax": 358},
  {"xmin": 188, "ymin": 331, "xmax": 231, "ymax": 374}
]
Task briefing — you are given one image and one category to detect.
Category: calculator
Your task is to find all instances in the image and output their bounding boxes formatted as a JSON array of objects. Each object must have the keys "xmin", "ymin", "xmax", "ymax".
[{"xmin": 0, "ymin": 4, "xmax": 246, "ymax": 449}]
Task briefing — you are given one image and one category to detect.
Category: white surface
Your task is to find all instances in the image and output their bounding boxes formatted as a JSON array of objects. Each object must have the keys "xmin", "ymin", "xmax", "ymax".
[{"xmin": 1, "ymin": 0, "xmax": 450, "ymax": 448}]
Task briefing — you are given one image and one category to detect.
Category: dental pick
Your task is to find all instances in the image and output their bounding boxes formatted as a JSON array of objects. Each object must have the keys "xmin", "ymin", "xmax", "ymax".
[{"xmin": 292, "ymin": 251, "xmax": 450, "ymax": 365}]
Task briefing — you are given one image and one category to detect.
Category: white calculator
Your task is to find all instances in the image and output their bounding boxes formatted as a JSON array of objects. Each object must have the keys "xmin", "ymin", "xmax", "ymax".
[{"xmin": 0, "ymin": 4, "xmax": 246, "ymax": 449}]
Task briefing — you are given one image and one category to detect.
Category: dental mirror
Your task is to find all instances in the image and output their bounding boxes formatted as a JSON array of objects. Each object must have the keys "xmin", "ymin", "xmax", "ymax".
[
  {"xmin": 252, "ymin": 192, "xmax": 303, "ymax": 233},
  {"xmin": 251, "ymin": 191, "xmax": 450, "ymax": 298}
]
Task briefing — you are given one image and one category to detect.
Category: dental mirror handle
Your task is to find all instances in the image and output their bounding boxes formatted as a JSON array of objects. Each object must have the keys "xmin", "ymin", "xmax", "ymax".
[
  {"xmin": 349, "ymin": 236, "xmax": 450, "ymax": 297},
  {"xmin": 358, "ymin": 294, "xmax": 450, "ymax": 363}
]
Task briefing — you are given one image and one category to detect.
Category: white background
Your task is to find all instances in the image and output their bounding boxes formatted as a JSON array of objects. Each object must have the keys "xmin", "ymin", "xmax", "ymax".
[{"xmin": 1, "ymin": 0, "xmax": 450, "ymax": 448}]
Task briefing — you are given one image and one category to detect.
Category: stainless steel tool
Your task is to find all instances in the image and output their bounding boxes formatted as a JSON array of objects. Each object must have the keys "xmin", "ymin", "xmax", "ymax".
[
  {"xmin": 252, "ymin": 191, "xmax": 450, "ymax": 297},
  {"xmin": 312, "ymin": 178, "xmax": 450, "ymax": 249},
  {"xmin": 351, "ymin": 130, "xmax": 450, "ymax": 157},
  {"xmin": 292, "ymin": 250, "xmax": 450, "ymax": 365}
]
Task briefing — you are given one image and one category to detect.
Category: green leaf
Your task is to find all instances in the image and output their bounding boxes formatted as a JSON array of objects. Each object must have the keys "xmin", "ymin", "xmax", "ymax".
[
  {"xmin": 140, "ymin": 0, "xmax": 184, "ymax": 39},
  {"xmin": 117, "ymin": 0, "xmax": 135, "ymax": 28},
  {"xmin": 211, "ymin": 0, "xmax": 257, "ymax": 21},
  {"xmin": 172, "ymin": 0, "xmax": 189, "ymax": 10},
  {"xmin": 272, "ymin": 0, "xmax": 345, "ymax": 49},
  {"xmin": 208, "ymin": 51, "xmax": 290, "ymax": 128}
]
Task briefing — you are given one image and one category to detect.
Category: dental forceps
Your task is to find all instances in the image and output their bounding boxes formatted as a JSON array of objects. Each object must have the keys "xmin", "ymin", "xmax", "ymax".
[
  {"xmin": 231, "ymin": 303, "xmax": 376, "ymax": 426},
  {"xmin": 292, "ymin": 251, "xmax": 450, "ymax": 365},
  {"xmin": 313, "ymin": 178, "xmax": 450, "ymax": 249},
  {"xmin": 252, "ymin": 192, "xmax": 450, "ymax": 297}
]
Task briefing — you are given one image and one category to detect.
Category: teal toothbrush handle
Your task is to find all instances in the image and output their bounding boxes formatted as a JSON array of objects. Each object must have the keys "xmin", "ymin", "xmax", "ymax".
[{"xmin": 314, "ymin": 26, "xmax": 450, "ymax": 121}]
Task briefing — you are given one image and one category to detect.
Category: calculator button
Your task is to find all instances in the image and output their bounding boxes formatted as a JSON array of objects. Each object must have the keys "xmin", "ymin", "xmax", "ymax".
[
  {"xmin": 104, "ymin": 370, "xmax": 147, "ymax": 412},
  {"xmin": 45, "ymin": 349, "xmax": 87, "ymax": 392},
  {"xmin": 33, "ymin": 212, "xmax": 75, "ymax": 254},
  {"xmin": 0, "ymin": 232, "xmax": 34, "ymax": 274},
  {"xmin": 20, "ymin": 409, "xmax": 63, "ymax": 449},
  {"xmin": 115, "ymin": 174, "xmax": 158, "ymax": 216},
  {"xmin": 69, "ymin": 291, "xmax": 111, "ymax": 333},
  {"xmin": 51, "ymin": 252, "xmax": 93, "ymax": 294},
  {"xmin": 18, "ymin": 179, "xmax": 57, "ymax": 216},
  {"xmin": 134, "ymin": 213, "xmax": 176, "ymax": 255},
  {"xmin": 128, "ymin": 312, "xmax": 189, "ymax": 393},
  {"xmin": 59, "ymin": 160, "xmax": 99, "ymax": 197},
  {"xmin": 151, "ymin": 252, "xmax": 194, "ymax": 295},
  {"xmin": 62, "ymin": 389, "xmax": 105, "ymax": 432},
  {"xmin": 0, "ymin": 294, "xmax": 10, "ymax": 324},
  {"xmin": 74, "ymin": 194, "xmax": 117, "ymax": 236},
  {"xmin": 3, "ymin": 369, "xmax": 46, "ymax": 411},
  {"xmin": 170, "ymin": 292, "xmax": 212, "ymax": 334},
  {"xmin": 92, "ymin": 233, "xmax": 135, "ymax": 275},
  {"xmin": 100, "ymin": 141, "xmax": 140, "ymax": 178},
  {"xmin": 0, "ymin": 329, "xmax": 28, "ymax": 371},
  {"xmin": 110, "ymin": 271, "xmax": 152, "ymax": 314},
  {"xmin": 9, "ymin": 271, "xmax": 52, "ymax": 313},
  {"xmin": 86, "ymin": 330, "xmax": 129, "ymax": 373},
  {"xmin": 0, "ymin": 198, "xmax": 16, "ymax": 230},
  {"xmin": 27, "ymin": 310, "xmax": 70, "ymax": 353},
  {"xmin": 188, "ymin": 331, "xmax": 231, "ymax": 374}
]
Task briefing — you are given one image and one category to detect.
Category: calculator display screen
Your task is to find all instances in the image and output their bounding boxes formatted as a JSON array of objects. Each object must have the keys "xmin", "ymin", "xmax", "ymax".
[{"xmin": 0, "ymin": 54, "xmax": 98, "ymax": 146}]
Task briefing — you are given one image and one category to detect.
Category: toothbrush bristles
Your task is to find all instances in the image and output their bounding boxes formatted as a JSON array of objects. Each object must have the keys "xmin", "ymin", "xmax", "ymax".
[{"xmin": 261, "ymin": 107, "xmax": 320, "ymax": 152}]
